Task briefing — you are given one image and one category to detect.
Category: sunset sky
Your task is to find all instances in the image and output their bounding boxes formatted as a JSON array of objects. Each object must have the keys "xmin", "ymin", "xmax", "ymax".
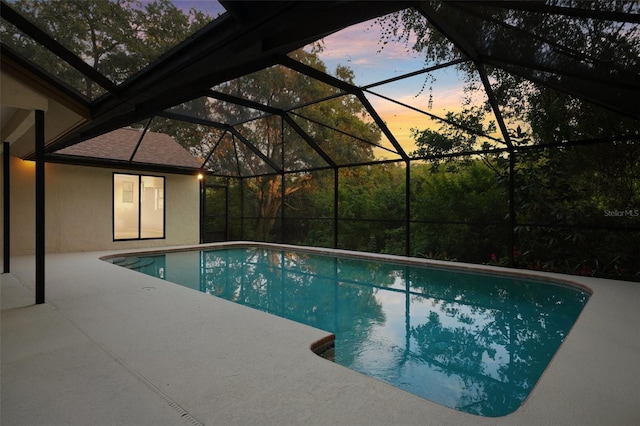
[
  {"xmin": 312, "ymin": 16, "xmax": 482, "ymax": 155},
  {"xmin": 166, "ymin": 1, "xmax": 490, "ymax": 157}
]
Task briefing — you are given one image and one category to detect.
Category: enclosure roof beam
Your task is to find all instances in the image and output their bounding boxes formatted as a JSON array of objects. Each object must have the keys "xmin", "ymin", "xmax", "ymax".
[
  {"xmin": 475, "ymin": 62, "xmax": 514, "ymax": 150},
  {"xmin": 363, "ymin": 89, "xmax": 504, "ymax": 145},
  {"xmin": 415, "ymin": 2, "xmax": 518, "ymax": 147},
  {"xmin": 47, "ymin": 1, "xmax": 411, "ymax": 153},
  {"xmin": 278, "ymin": 55, "xmax": 359, "ymax": 94},
  {"xmin": 201, "ymin": 131, "xmax": 227, "ymax": 170},
  {"xmin": 128, "ymin": 117, "xmax": 153, "ymax": 162},
  {"xmin": 414, "ymin": 3, "xmax": 478, "ymax": 62},
  {"xmin": 452, "ymin": 3, "xmax": 637, "ymax": 79},
  {"xmin": 279, "ymin": 55, "xmax": 409, "ymax": 161},
  {"xmin": 418, "ymin": 1, "xmax": 640, "ymax": 120},
  {"xmin": 205, "ymin": 90, "xmax": 336, "ymax": 168},
  {"xmin": 162, "ymin": 109, "xmax": 283, "ymax": 174},
  {"xmin": 289, "ymin": 111, "xmax": 400, "ymax": 159},
  {"xmin": 206, "ymin": 89, "xmax": 281, "ymax": 116},
  {"xmin": 281, "ymin": 114, "xmax": 337, "ymax": 169},
  {"xmin": 467, "ymin": 1, "xmax": 640, "ymax": 23},
  {"xmin": 156, "ymin": 110, "xmax": 228, "ymax": 131},
  {"xmin": 362, "ymin": 58, "xmax": 468, "ymax": 90},
  {"xmin": 355, "ymin": 92, "xmax": 409, "ymax": 161},
  {"xmin": 0, "ymin": 2, "xmax": 118, "ymax": 93},
  {"xmin": 0, "ymin": 43, "xmax": 91, "ymax": 118},
  {"xmin": 227, "ymin": 126, "xmax": 283, "ymax": 174},
  {"xmin": 482, "ymin": 57, "xmax": 640, "ymax": 120}
]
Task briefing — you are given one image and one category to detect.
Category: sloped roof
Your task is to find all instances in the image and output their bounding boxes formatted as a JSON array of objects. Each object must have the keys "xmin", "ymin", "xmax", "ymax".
[{"xmin": 55, "ymin": 127, "xmax": 202, "ymax": 169}]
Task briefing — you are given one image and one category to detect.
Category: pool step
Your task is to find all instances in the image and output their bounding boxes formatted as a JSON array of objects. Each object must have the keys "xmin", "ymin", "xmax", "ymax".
[{"xmin": 111, "ymin": 257, "xmax": 155, "ymax": 270}]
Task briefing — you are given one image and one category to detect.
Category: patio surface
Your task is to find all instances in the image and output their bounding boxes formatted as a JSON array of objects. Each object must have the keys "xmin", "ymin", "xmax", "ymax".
[{"xmin": 2, "ymin": 244, "xmax": 639, "ymax": 426}]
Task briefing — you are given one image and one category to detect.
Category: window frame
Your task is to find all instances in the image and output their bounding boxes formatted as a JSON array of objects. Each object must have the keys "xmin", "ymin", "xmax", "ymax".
[{"xmin": 112, "ymin": 172, "xmax": 166, "ymax": 241}]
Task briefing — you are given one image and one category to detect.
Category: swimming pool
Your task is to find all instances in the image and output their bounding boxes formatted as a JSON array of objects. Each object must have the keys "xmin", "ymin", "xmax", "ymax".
[{"xmin": 107, "ymin": 245, "xmax": 590, "ymax": 417}]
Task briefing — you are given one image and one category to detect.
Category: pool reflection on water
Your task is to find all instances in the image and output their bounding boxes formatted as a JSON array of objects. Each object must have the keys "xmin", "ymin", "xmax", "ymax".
[{"xmin": 109, "ymin": 247, "xmax": 589, "ymax": 417}]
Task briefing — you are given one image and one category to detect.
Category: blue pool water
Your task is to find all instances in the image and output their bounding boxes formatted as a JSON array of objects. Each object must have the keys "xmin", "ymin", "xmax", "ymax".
[{"xmin": 108, "ymin": 246, "xmax": 590, "ymax": 417}]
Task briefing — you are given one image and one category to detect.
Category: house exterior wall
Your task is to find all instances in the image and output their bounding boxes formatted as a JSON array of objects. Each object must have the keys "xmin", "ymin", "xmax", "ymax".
[{"xmin": 0, "ymin": 156, "xmax": 199, "ymax": 256}]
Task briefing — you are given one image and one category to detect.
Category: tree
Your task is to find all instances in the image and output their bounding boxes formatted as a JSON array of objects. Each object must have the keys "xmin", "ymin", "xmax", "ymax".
[
  {"xmin": 410, "ymin": 160, "xmax": 508, "ymax": 262},
  {"xmin": 410, "ymin": 106, "xmax": 499, "ymax": 171},
  {"xmin": 2, "ymin": 0, "xmax": 211, "ymax": 97},
  {"xmin": 376, "ymin": 2, "xmax": 640, "ymax": 279},
  {"xmin": 3, "ymin": 0, "xmax": 383, "ymax": 243},
  {"xmin": 207, "ymin": 48, "xmax": 381, "ymax": 240},
  {"xmin": 2, "ymin": 0, "xmax": 219, "ymax": 167},
  {"xmin": 335, "ymin": 163, "xmax": 406, "ymax": 253}
]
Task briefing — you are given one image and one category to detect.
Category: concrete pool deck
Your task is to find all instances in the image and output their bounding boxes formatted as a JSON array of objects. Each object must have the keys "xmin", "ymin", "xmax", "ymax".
[{"xmin": 2, "ymin": 244, "xmax": 639, "ymax": 426}]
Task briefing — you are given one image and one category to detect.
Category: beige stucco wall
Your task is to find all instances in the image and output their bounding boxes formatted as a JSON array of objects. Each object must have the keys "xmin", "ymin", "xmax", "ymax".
[{"xmin": 0, "ymin": 156, "xmax": 199, "ymax": 256}]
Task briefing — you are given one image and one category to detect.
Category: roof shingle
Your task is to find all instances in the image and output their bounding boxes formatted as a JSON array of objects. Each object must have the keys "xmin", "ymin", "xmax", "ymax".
[{"xmin": 56, "ymin": 128, "xmax": 202, "ymax": 169}]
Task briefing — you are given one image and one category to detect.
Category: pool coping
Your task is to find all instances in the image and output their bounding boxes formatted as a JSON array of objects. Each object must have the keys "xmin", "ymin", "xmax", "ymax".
[
  {"xmin": 101, "ymin": 240, "xmax": 596, "ymax": 294},
  {"xmin": 2, "ymin": 242, "xmax": 639, "ymax": 425}
]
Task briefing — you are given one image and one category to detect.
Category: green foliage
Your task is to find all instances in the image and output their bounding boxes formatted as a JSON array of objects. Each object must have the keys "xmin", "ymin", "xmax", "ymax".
[
  {"xmin": 211, "ymin": 49, "xmax": 381, "ymax": 240},
  {"xmin": 410, "ymin": 160, "xmax": 508, "ymax": 262},
  {"xmin": 8, "ymin": 0, "xmax": 637, "ymax": 280},
  {"xmin": 374, "ymin": 3, "xmax": 640, "ymax": 280},
  {"xmin": 506, "ymin": 143, "xmax": 640, "ymax": 280},
  {"xmin": 336, "ymin": 164, "xmax": 406, "ymax": 253},
  {"xmin": 2, "ymin": 0, "xmax": 211, "ymax": 96},
  {"xmin": 411, "ymin": 106, "xmax": 497, "ymax": 168}
]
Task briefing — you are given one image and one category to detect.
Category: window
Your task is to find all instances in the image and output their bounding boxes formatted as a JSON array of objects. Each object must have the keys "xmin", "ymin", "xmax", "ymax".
[{"xmin": 113, "ymin": 173, "xmax": 165, "ymax": 240}]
